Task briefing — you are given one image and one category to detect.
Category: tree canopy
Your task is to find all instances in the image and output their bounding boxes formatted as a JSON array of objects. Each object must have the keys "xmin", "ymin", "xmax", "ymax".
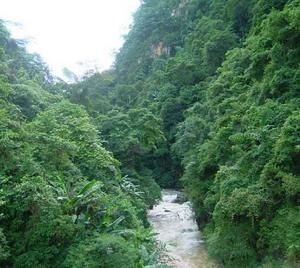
[{"xmin": 1, "ymin": 0, "xmax": 300, "ymax": 267}]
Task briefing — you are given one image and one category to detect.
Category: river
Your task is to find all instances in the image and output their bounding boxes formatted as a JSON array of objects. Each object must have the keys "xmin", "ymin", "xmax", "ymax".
[{"xmin": 148, "ymin": 189, "xmax": 216, "ymax": 268}]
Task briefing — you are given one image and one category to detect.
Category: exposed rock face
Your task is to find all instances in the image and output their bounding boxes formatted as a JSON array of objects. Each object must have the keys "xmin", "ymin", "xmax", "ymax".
[
  {"xmin": 151, "ymin": 42, "xmax": 171, "ymax": 57},
  {"xmin": 173, "ymin": 192, "xmax": 188, "ymax": 204},
  {"xmin": 172, "ymin": 0, "xmax": 189, "ymax": 17},
  {"xmin": 151, "ymin": 1, "xmax": 190, "ymax": 58}
]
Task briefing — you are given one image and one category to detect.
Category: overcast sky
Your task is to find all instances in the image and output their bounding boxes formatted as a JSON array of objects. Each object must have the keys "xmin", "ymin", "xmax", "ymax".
[{"xmin": 0, "ymin": 0, "xmax": 140, "ymax": 79}]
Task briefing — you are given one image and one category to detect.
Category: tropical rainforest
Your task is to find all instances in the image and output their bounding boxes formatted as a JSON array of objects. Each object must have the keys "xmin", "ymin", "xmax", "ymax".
[{"xmin": 0, "ymin": 0, "xmax": 300, "ymax": 267}]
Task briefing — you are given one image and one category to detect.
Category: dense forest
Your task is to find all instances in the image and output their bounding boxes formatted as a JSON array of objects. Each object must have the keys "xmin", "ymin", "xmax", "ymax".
[{"xmin": 0, "ymin": 0, "xmax": 300, "ymax": 267}]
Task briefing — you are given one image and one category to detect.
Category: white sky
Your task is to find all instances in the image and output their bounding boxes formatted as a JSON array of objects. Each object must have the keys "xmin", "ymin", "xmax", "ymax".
[{"xmin": 0, "ymin": 0, "xmax": 140, "ymax": 79}]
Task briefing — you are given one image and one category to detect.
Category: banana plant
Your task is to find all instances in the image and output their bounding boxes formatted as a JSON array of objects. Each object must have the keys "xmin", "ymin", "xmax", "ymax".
[
  {"xmin": 49, "ymin": 177, "xmax": 104, "ymax": 225},
  {"xmin": 120, "ymin": 175, "xmax": 144, "ymax": 198}
]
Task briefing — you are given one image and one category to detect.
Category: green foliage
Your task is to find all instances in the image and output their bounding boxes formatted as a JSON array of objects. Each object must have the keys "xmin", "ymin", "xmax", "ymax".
[
  {"xmin": 0, "ymin": 228, "xmax": 9, "ymax": 262},
  {"xmin": 171, "ymin": 1, "xmax": 300, "ymax": 267},
  {"xmin": 1, "ymin": 0, "xmax": 300, "ymax": 267},
  {"xmin": 63, "ymin": 233, "xmax": 141, "ymax": 268},
  {"xmin": 66, "ymin": 71, "xmax": 114, "ymax": 115},
  {"xmin": 111, "ymin": 0, "xmax": 300, "ymax": 266},
  {"xmin": 0, "ymin": 20, "xmax": 162, "ymax": 266}
]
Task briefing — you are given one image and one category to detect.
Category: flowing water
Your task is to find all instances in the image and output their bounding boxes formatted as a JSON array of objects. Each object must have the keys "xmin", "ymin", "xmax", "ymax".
[{"xmin": 148, "ymin": 190, "xmax": 216, "ymax": 268}]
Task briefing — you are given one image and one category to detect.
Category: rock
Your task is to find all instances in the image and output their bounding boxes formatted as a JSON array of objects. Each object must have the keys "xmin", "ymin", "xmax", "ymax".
[
  {"xmin": 182, "ymin": 228, "xmax": 197, "ymax": 233},
  {"xmin": 173, "ymin": 192, "xmax": 188, "ymax": 204}
]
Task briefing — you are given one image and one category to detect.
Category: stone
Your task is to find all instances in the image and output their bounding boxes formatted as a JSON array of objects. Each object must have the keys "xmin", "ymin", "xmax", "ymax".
[{"xmin": 173, "ymin": 192, "xmax": 188, "ymax": 204}]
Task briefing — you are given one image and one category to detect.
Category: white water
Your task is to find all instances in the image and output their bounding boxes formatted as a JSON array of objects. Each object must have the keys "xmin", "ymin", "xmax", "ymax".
[{"xmin": 148, "ymin": 190, "xmax": 216, "ymax": 268}]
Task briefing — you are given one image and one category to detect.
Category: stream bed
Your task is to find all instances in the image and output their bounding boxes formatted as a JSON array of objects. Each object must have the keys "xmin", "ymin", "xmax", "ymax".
[{"xmin": 148, "ymin": 190, "xmax": 216, "ymax": 268}]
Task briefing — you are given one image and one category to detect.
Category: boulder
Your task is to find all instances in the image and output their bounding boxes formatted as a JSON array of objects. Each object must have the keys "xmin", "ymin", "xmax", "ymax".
[{"xmin": 173, "ymin": 192, "xmax": 188, "ymax": 204}]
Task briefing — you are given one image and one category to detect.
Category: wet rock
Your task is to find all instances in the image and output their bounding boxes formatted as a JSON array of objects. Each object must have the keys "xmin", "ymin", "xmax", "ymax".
[
  {"xmin": 182, "ymin": 228, "xmax": 196, "ymax": 233},
  {"xmin": 173, "ymin": 192, "xmax": 188, "ymax": 204},
  {"xmin": 152, "ymin": 213, "xmax": 165, "ymax": 218},
  {"xmin": 164, "ymin": 209, "xmax": 172, "ymax": 212}
]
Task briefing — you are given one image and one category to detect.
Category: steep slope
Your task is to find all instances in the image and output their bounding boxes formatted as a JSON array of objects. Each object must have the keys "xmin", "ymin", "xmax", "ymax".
[
  {"xmin": 66, "ymin": 0, "xmax": 300, "ymax": 267},
  {"xmin": 0, "ymin": 21, "xmax": 164, "ymax": 268},
  {"xmin": 1, "ymin": 0, "xmax": 300, "ymax": 267}
]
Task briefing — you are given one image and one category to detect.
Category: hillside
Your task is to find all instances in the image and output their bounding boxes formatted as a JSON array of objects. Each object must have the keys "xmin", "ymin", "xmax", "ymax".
[{"xmin": 1, "ymin": 0, "xmax": 300, "ymax": 267}]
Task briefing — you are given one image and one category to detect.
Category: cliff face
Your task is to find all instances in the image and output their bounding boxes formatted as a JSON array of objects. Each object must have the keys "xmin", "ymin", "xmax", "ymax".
[
  {"xmin": 115, "ymin": 0, "xmax": 188, "ymax": 82},
  {"xmin": 151, "ymin": 42, "xmax": 171, "ymax": 57},
  {"xmin": 172, "ymin": 0, "xmax": 189, "ymax": 17}
]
